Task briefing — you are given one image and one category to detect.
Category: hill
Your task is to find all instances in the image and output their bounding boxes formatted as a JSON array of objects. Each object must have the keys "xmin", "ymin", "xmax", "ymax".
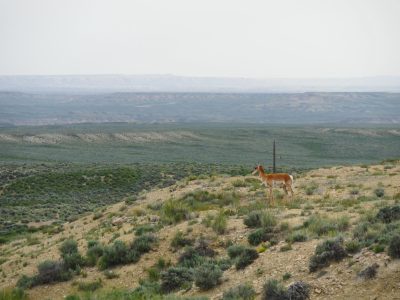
[
  {"xmin": 1, "ymin": 75, "xmax": 400, "ymax": 93},
  {"xmin": 1, "ymin": 92, "xmax": 400, "ymax": 125},
  {"xmin": 1, "ymin": 160, "xmax": 400, "ymax": 299}
]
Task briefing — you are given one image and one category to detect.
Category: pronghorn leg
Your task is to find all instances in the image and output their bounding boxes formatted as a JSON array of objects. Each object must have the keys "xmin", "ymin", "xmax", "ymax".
[
  {"xmin": 281, "ymin": 184, "xmax": 288, "ymax": 205},
  {"xmin": 288, "ymin": 184, "xmax": 294, "ymax": 198},
  {"xmin": 269, "ymin": 185, "xmax": 274, "ymax": 206},
  {"xmin": 282, "ymin": 184, "xmax": 288, "ymax": 195}
]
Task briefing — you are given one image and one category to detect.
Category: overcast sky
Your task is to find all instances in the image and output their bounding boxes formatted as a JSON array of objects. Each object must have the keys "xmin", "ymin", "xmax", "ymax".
[{"xmin": 0, "ymin": 0, "xmax": 399, "ymax": 78}]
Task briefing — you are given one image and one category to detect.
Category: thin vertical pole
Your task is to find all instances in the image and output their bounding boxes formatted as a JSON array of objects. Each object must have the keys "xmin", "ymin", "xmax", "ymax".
[{"xmin": 273, "ymin": 139, "xmax": 276, "ymax": 173}]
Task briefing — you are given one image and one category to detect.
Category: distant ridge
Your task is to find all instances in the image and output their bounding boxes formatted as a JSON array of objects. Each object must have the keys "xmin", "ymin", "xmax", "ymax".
[
  {"xmin": 0, "ymin": 74, "xmax": 400, "ymax": 93},
  {"xmin": 1, "ymin": 92, "xmax": 399, "ymax": 125}
]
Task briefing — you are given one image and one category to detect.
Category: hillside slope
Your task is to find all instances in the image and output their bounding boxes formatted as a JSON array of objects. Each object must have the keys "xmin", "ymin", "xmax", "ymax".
[{"xmin": 1, "ymin": 161, "xmax": 400, "ymax": 299}]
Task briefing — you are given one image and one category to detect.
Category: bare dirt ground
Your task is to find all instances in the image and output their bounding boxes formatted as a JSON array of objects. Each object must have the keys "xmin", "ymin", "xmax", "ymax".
[{"xmin": 1, "ymin": 162, "xmax": 400, "ymax": 299}]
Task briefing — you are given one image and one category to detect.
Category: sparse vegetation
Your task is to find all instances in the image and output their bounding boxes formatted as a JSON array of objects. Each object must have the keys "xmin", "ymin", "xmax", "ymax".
[
  {"xmin": 376, "ymin": 206, "xmax": 400, "ymax": 223},
  {"xmin": 262, "ymin": 279, "xmax": 288, "ymax": 300},
  {"xmin": 2, "ymin": 155, "xmax": 400, "ymax": 300},
  {"xmin": 86, "ymin": 240, "xmax": 104, "ymax": 266},
  {"xmin": 345, "ymin": 240, "xmax": 361, "ymax": 254},
  {"xmin": 171, "ymin": 231, "xmax": 194, "ymax": 250},
  {"xmin": 212, "ymin": 211, "xmax": 228, "ymax": 234},
  {"xmin": 222, "ymin": 284, "xmax": 256, "ymax": 300},
  {"xmin": 309, "ymin": 238, "xmax": 347, "ymax": 272},
  {"xmin": 194, "ymin": 263, "xmax": 222, "ymax": 290},
  {"xmin": 59, "ymin": 239, "xmax": 84, "ymax": 271},
  {"xmin": 248, "ymin": 228, "xmax": 275, "ymax": 246},
  {"xmin": 374, "ymin": 188, "xmax": 385, "ymax": 198},
  {"xmin": 388, "ymin": 235, "xmax": 400, "ymax": 258},
  {"xmin": 244, "ymin": 210, "xmax": 276, "ymax": 229},
  {"xmin": 235, "ymin": 248, "xmax": 259, "ymax": 270},
  {"xmin": 358, "ymin": 263, "xmax": 379, "ymax": 280},
  {"xmin": 98, "ymin": 234, "xmax": 157, "ymax": 269},
  {"xmin": 286, "ymin": 231, "xmax": 307, "ymax": 244},
  {"xmin": 77, "ymin": 279, "xmax": 103, "ymax": 292},
  {"xmin": 287, "ymin": 281, "xmax": 311, "ymax": 300},
  {"xmin": 303, "ymin": 215, "xmax": 349, "ymax": 237},
  {"xmin": 304, "ymin": 182, "xmax": 318, "ymax": 195},
  {"xmin": 261, "ymin": 280, "xmax": 310, "ymax": 300},
  {"xmin": 0, "ymin": 288, "xmax": 28, "ymax": 300},
  {"xmin": 160, "ymin": 267, "xmax": 194, "ymax": 293}
]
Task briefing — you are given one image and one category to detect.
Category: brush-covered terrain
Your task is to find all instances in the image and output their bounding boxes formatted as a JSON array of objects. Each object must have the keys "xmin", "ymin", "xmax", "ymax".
[{"xmin": 1, "ymin": 159, "xmax": 400, "ymax": 300}]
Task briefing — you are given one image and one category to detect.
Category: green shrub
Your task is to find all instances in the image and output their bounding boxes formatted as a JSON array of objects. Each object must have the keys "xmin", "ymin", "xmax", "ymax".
[
  {"xmin": 194, "ymin": 263, "xmax": 222, "ymax": 290},
  {"xmin": 65, "ymin": 296, "xmax": 80, "ymax": 300},
  {"xmin": 286, "ymin": 232, "xmax": 307, "ymax": 243},
  {"xmin": 78, "ymin": 279, "xmax": 103, "ymax": 292},
  {"xmin": 193, "ymin": 238, "xmax": 216, "ymax": 257},
  {"xmin": 222, "ymin": 283, "xmax": 256, "ymax": 300},
  {"xmin": 352, "ymin": 221, "xmax": 383, "ymax": 247},
  {"xmin": 178, "ymin": 249, "xmax": 206, "ymax": 268},
  {"xmin": 59, "ymin": 239, "xmax": 79, "ymax": 257},
  {"xmin": 309, "ymin": 238, "xmax": 347, "ymax": 272},
  {"xmin": 261, "ymin": 279, "xmax": 287, "ymax": 300},
  {"xmin": 287, "ymin": 281, "xmax": 311, "ymax": 300},
  {"xmin": 63, "ymin": 252, "xmax": 84, "ymax": 271},
  {"xmin": 147, "ymin": 267, "xmax": 161, "ymax": 282},
  {"xmin": 86, "ymin": 241, "xmax": 104, "ymax": 266},
  {"xmin": 0, "ymin": 288, "xmax": 28, "ymax": 300},
  {"xmin": 215, "ymin": 257, "xmax": 233, "ymax": 271},
  {"xmin": 171, "ymin": 231, "xmax": 194, "ymax": 249},
  {"xmin": 93, "ymin": 212, "xmax": 103, "ymax": 220},
  {"xmin": 135, "ymin": 224, "xmax": 159, "ymax": 236},
  {"xmin": 345, "ymin": 240, "xmax": 361, "ymax": 254},
  {"xmin": 227, "ymin": 244, "xmax": 246, "ymax": 259},
  {"xmin": 212, "ymin": 211, "xmax": 228, "ymax": 234},
  {"xmin": 303, "ymin": 215, "xmax": 349, "ymax": 236},
  {"xmin": 131, "ymin": 280, "xmax": 162, "ymax": 298},
  {"xmin": 98, "ymin": 240, "xmax": 130, "ymax": 270},
  {"xmin": 280, "ymin": 244, "xmax": 292, "ymax": 252},
  {"xmin": 232, "ymin": 180, "xmax": 247, "ymax": 188},
  {"xmin": 59, "ymin": 239, "xmax": 84, "ymax": 271},
  {"xmin": 376, "ymin": 206, "xmax": 400, "ymax": 223},
  {"xmin": 282, "ymin": 273, "xmax": 291, "ymax": 281},
  {"xmin": 374, "ymin": 188, "xmax": 385, "ymax": 198},
  {"xmin": 131, "ymin": 234, "xmax": 157, "ymax": 254},
  {"xmin": 248, "ymin": 228, "xmax": 274, "ymax": 246},
  {"xmin": 349, "ymin": 189, "xmax": 359, "ymax": 196},
  {"xmin": 35, "ymin": 260, "xmax": 72, "ymax": 284},
  {"xmin": 16, "ymin": 275, "xmax": 34, "ymax": 290},
  {"xmin": 244, "ymin": 211, "xmax": 276, "ymax": 229},
  {"xmin": 160, "ymin": 267, "xmax": 194, "ymax": 293},
  {"xmin": 388, "ymin": 235, "xmax": 400, "ymax": 258},
  {"xmin": 235, "ymin": 248, "xmax": 259, "ymax": 270},
  {"xmin": 161, "ymin": 199, "xmax": 190, "ymax": 224},
  {"xmin": 244, "ymin": 211, "xmax": 264, "ymax": 228},
  {"xmin": 358, "ymin": 263, "xmax": 379, "ymax": 280},
  {"xmin": 103, "ymin": 270, "xmax": 119, "ymax": 279},
  {"xmin": 304, "ymin": 182, "xmax": 318, "ymax": 195},
  {"xmin": 178, "ymin": 239, "xmax": 215, "ymax": 268}
]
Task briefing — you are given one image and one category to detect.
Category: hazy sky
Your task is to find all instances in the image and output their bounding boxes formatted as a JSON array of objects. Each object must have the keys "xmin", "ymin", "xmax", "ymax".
[{"xmin": 1, "ymin": 0, "xmax": 399, "ymax": 78}]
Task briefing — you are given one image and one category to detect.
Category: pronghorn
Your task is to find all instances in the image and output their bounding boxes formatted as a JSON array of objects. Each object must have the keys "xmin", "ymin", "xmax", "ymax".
[{"xmin": 252, "ymin": 165, "xmax": 294, "ymax": 204}]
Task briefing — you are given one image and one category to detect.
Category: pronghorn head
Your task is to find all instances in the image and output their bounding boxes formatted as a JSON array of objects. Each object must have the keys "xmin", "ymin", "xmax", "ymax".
[{"xmin": 252, "ymin": 164, "xmax": 263, "ymax": 175}]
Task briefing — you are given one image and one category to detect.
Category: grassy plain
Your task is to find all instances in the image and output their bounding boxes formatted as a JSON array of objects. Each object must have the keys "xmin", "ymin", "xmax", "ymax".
[
  {"xmin": 1, "ymin": 123, "xmax": 399, "ymax": 167},
  {"xmin": 0, "ymin": 123, "xmax": 399, "ymax": 242}
]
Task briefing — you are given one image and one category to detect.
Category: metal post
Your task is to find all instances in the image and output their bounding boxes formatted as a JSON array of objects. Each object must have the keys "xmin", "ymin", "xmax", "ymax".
[{"xmin": 273, "ymin": 139, "xmax": 276, "ymax": 173}]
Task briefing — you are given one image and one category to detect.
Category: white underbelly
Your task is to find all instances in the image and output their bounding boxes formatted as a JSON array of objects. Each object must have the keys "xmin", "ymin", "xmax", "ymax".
[{"xmin": 263, "ymin": 180, "xmax": 285, "ymax": 187}]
